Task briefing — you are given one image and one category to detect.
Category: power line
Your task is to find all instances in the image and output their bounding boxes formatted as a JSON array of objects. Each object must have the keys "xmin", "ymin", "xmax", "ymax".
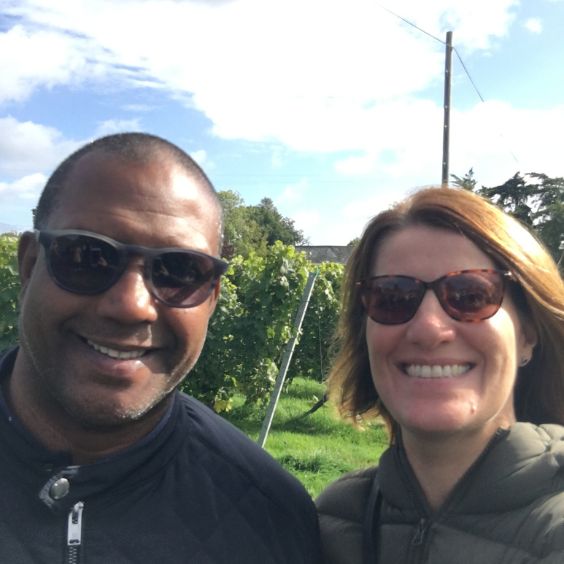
[
  {"xmin": 375, "ymin": 2, "xmax": 444, "ymax": 45},
  {"xmin": 375, "ymin": 3, "xmax": 520, "ymax": 167},
  {"xmin": 453, "ymin": 48, "xmax": 485, "ymax": 104}
]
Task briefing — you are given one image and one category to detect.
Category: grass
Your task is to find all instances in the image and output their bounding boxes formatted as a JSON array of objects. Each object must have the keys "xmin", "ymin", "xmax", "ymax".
[{"xmin": 222, "ymin": 376, "xmax": 388, "ymax": 498}]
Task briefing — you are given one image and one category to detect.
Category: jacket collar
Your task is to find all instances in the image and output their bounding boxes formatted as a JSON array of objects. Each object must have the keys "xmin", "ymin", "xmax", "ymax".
[{"xmin": 0, "ymin": 347, "xmax": 185, "ymax": 514}]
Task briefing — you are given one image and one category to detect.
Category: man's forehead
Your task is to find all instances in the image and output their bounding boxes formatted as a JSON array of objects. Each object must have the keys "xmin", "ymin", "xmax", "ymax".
[
  {"xmin": 49, "ymin": 149, "xmax": 220, "ymax": 252},
  {"xmin": 63, "ymin": 149, "xmax": 213, "ymax": 200}
]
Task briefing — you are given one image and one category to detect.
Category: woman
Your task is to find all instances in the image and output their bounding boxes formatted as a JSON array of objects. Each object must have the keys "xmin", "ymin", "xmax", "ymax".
[{"xmin": 317, "ymin": 186, "xmax": 564, "ymax": 563}]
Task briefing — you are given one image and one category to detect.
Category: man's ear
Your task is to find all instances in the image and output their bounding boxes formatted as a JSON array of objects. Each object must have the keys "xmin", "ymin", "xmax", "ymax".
[
  {"xmin": 17, "ymin": 232, "xmax": 39, "ymax": 293},
  {"xmin": 208, "ymin": 280, "xmax": 221, "ymax": 315}
]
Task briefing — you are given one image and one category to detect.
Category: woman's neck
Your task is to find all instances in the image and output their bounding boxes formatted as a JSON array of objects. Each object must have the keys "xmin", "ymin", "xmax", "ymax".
[{"xmin": 400, "ymin": 427, "xmax": 506, "ymax": 511}]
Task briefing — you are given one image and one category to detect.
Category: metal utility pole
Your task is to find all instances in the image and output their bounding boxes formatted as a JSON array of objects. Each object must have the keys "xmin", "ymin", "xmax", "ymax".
[
  {"xmin": 257, "ymin": 270, "xmax": 318, "ymax": 448},
  {"xmin": 441, "ymin": 31, "xmax": 453, "ymax": 186}
]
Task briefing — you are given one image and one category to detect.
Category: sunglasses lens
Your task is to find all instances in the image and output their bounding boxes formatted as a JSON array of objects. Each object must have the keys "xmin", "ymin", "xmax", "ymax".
[
  {"xmin": 361, "ymin": 276, "xmax": 424, "ymax": 324},
  {"xmin": 151, "ymin": 252, "xmax": 216, "ymax": 307},
  {"xmin": 360, "ymin": 270, "xmax": 506, "ymax": 325},
  {"xmin": 39, "ymin": 230, "xmax": 226, "ymax": 307},
  {"xmin": 440, "ymin": 270, "xmax": 504, "ymax": 321},
  {"xmin": 48, "ymin": 234, "xmax": 120, "ymax": 294}
]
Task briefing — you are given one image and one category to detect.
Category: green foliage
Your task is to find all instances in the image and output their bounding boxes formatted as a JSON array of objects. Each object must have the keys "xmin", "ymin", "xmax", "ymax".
[
  {"xmin": 183, "ymin": 275, "xmax": 243, "ymax": 411},
  {"xmin": 249, "ymin": 198, "xmax": 307, "ymax": 247},
  {"xmin": 0, "ymin": 234, "xmax": 20, "ymax": 350},
  {"xmin": 218, "ymin": 191, "xmax": 307, "ymax": 258},
  {"xmin": 477, "ymin": 172, "xmax": 537, "ymax": 227},
  {"xmin": 477, "ymin": 172, "xmax": 564, "ymax": 263},
  {"xmin": 219, "ymin": 190, "xmax": 267, "ymax": 258},
  {"xmin": 452, "ymin": 169, "xmax": 564, "ymax": 267},
  {"xmin": 450, "ymin": 167, "xmax": 477, "ymax": 191},
  {"xmin": 290, "ymin": 261, "xmax": 344, "ymax": 381},
  {"xmin": 229, "ymin": 242, "xmax": 309, "ymax": 403},
  {"xmin": 185, "ymin": 242, "xmax": 339, "ymax": 410}
]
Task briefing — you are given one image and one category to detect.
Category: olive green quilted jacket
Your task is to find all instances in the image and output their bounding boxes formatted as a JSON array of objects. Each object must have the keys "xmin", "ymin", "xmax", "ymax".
[{"xmin": 317, "ymin": 423, "xmax": 564, "ymax": 564}]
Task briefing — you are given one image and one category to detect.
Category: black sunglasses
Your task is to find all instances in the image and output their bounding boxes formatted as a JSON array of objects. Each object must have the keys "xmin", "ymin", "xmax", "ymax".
[
  {"xmin": 35, "ymin": 229, "xmax": 228, "ymax": 308},
  {"xmin": 357, "ymin": 269, "xmax": 513, "ymax": 325}
]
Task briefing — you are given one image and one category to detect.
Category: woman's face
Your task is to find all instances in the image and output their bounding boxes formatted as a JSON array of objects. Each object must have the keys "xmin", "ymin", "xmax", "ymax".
[{"xmin": 365, "ymin": 225, "xmax": 536, "ymax": 443}]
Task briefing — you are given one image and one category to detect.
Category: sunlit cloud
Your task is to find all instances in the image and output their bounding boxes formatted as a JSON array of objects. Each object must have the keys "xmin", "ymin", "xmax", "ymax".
[
  {"xmin": 95, "ymin": 119, "xmax": 142, "ymax": 136},
  {"xmin": 0, "ymin": 173, "xmax": 46, "ymax": 201},
  {"xmin": 0, "ymin": 116, "xmax": 82, "ymax": 177},
  {"xmin": 276, "ymin": 179, "xmax": 308, "ymax": 206},
  {"xmin": 523, "ymin": 18, "xmax": 543, "ymax": 34},
  {"xmin": 1, "ymin": 0, "xmax": 560, "ymax": 244},
  {"xmin": 122, "ymin": 103, "xmax": 155, "ymax": 112},
  {"xmin": 3, "ymin": 0, "xmax": 519, "ymax": 138}
]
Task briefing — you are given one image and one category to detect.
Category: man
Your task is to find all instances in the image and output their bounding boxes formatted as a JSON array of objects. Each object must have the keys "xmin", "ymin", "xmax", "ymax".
[{"xmin": 0, "ymin": 133, "xmax": 321, "ymax": 563}]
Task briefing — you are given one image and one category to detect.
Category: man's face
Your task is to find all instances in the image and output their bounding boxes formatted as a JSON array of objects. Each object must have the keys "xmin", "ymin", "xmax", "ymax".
[{"xmin": 16, "ymin": 150, "xmax": 221, "ymax": 429}]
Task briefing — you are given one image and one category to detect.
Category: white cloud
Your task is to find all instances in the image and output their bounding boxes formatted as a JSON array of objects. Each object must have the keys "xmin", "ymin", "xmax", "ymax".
[
  {"xmin": 523, "ymin": 18, "xmax": 543, "ymax": 34},
  {"xmin": 0, "ymin": 24, "xmax": 106, "ymax": 104},
  {"xmin": 276, "ymin": 179, "xmax": 308, "ymax": 206},
  {"xmin": 122, "ymin": 104, "xmax": 155, "ymax": 113},
  {"xmin": 450, "ymin": 101, "xmax": 564, "ymax": 183},
  {"xmin": 95, "ymin": 119, "xmax": 142, "ymax": 136},
  {"xmin": 0, "ymin": 173, "xmax": 46, "ymax": 202},
  {"xmin": 0, "ymin": 116, "xmax": 82, "ymax": 177},
  {"xmin": 334, "ymin": 154, "xmax": 378, "ymax": 176},
  {"xmin": 2, "ymin": 0, "xmax": 519, "ymax": 146},
  {"xmin": 3, "ymin": 0, "xmax": 560, "ymax": 245},
  {"xmin": 291, "ymin": 209, "xmax": 321, "ymax": 242}
]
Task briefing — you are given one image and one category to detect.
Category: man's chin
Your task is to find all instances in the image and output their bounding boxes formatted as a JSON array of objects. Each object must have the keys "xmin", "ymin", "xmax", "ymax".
[{"xmin": 64, "ymin": 393, "xmax": 171, "ymax": 431}]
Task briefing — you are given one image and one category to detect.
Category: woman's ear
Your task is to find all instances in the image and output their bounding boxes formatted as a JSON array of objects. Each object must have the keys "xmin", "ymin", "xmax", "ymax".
[
  {"xmin": 17, "ymin": 232, "xmax": 39, "ymax": 295},
  {"xmin": 517, "ymin": 317, "xmax": 538, "ymax": 367}
]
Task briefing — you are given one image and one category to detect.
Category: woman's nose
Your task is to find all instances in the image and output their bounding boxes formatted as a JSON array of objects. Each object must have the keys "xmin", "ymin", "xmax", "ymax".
[{"xmin": 404, "ymin": 290, "xmax": 456, "ymax": 348}]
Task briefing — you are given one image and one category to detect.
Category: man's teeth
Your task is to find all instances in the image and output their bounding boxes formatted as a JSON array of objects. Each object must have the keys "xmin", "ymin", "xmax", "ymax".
[
  {"xmin": 87, "ymin": 340, "xmax": 146, "ymax": 360},
  {"xmin": 405, "ymin": 364, "xmax": 471, "ymax": 378}
]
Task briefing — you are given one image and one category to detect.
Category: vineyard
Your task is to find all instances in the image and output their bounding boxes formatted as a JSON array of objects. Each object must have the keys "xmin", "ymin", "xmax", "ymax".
[{"xmin": 0, "ymin": 234, "xmax": 344, "ymax": 413}]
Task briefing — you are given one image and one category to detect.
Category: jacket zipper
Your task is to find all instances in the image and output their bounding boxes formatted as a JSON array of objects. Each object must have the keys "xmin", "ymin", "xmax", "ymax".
[
  {"xmin": 411, "ymin": 518, "xmax": 428, "ymax": 546},
  {"xmin": 66, "ymin": 501, "xmax": 84, "ymax": 564},
  {"xmin": 405, "ymin": 429, "xmax": 509, "ymax": 564},
  {"xmin": 409, "ymin": 517, "xmax": 431, "ymax": 564}
]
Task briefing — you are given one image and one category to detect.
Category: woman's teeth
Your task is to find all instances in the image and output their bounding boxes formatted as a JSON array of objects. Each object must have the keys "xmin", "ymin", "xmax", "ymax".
[{"xmin": 405, "ymin": 364, "xmax": 471, "ymax": 378}]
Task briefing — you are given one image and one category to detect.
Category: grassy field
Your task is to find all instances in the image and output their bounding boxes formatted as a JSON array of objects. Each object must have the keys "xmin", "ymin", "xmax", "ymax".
[{"xmin": 222, "ymin": 376, "xmax": 388, "ymax": 498}]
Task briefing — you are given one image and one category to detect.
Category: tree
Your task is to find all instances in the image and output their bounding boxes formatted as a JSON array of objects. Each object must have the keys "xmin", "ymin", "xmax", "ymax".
[
  {"xmin": 249, "ymin": 198, "xmax": 307, "ymax": 247},
  {"xmin": 526, "ymin": 173, "xmax": 564, "ymax": 260},
  {"xmin": 218, "ymin": 191, "xmax": 307, "ymax": 258},
  {"xmin": 218, "ymin": 190, "xmax": 266, "ymax": 258},
  {"xmin": 477, "ymin": 172, "xmax": 563, "ymax": 261},
  {"xmin": 451, "ymin": 168, "xmax": 477, "ymax": 191},
  {"xmin": 477, "ymin": 172, "xmax": 537, "ymax": 227}
]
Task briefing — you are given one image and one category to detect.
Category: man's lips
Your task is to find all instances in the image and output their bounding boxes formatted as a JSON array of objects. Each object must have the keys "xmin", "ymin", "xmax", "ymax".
[{"xmin": 85, "ymin": 338, "xmax": 153, "ymax": 360}]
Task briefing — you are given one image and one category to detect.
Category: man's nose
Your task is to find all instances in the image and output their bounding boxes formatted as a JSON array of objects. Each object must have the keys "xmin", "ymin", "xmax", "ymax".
[{"xmin": 95, "ymin": 262, "xmax": 158, "ymax": 324}]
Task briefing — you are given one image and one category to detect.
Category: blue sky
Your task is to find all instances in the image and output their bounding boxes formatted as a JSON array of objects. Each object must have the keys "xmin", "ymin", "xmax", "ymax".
[{"xmin": 1, "ymin": 0, "xmax": 563, "ymax": 244}]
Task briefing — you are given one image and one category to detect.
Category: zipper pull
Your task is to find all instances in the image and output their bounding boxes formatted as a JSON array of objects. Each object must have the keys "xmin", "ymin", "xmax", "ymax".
[
  {"xmin": 67, "ymin": 501, "xmax": 84, "ymax": 546},
  {"xmin": 411, "ymin": 518, "xmax": 428, "ymax": 546}
]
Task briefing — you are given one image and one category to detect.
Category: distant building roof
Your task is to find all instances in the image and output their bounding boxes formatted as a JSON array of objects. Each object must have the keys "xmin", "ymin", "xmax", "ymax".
[{"xmin": 295, "ymin": 245, "xmax": 353, "ymax": 264}]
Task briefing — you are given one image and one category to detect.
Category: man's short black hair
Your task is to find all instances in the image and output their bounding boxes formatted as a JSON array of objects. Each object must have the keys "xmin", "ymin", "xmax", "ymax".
[{"xmin": 34, "ymin": 132, "xmax": 223, "ymax": 249}]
